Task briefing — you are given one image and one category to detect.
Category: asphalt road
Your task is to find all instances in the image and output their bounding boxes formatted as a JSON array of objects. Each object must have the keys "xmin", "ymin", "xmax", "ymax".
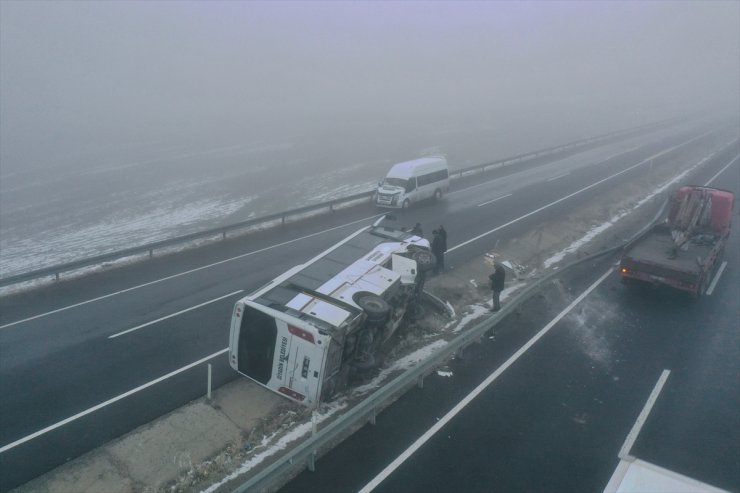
[
  {"xmin": 0, "ymin": 119, "xmax": 737, "ymax": 491},
  {"xmin": 279, "ymin": 157, "xmax": 740, "ymax": 493}
]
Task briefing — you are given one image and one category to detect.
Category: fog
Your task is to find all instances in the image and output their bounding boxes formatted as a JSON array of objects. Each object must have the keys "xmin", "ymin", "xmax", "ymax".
[
  {"xmin": 1, "ymin": 0, "xmax": 738, "ymax": 173},
  {"xmin": 0, "ymin": 1, "xmax": 739, "ymax": 276}
]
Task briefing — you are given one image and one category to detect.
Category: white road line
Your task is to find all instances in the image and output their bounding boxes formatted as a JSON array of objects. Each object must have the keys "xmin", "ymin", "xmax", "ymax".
[
  {"xmin": 704, "ymin": 153, "xmax": 739, "ymax": 186},
  {"xmin": 448, "ymin": 131, "xmax": 715, "ymax": 254},
  {"xmin": 547, "ymin": 172, "xmax": 570, "ymax": 182},
  {"xmin": 706, "ymin": 261, "xmax": 728, "ymax": 296},
  {"xmin": 358, "ymin": 267, "xmax": 614, "ymax": 493},
  {"xmin": 0, "ymin": 348, "xmax": 229, "ymax": 454},
  {"xmin": 3, "ymin": 133, "xmax": 719, "ymax": 331},
  {"xmin": 0, "ymin": 214, "xmax": 383, "ymax": 330},
  {"xmin": 108, "ymin": 290, "xmax": 243, "ymax": 339},
  {"xmin": 477, "ymin": 193, "xmax": 512, "ymax": 207},
  {"xmin": 618, "ymin": 369, "xmax": 671, "ymax": 460}
]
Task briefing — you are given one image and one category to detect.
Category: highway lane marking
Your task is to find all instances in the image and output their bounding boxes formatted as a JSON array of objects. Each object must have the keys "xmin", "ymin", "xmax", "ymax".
[
  {"xmin": 0, "ymin": 348, "xmax": 228, "ymax": 454},
  {"xmin": 618, "ymin": 369, "xmax": 671, "ymax": 460},
  {"xmin": 2, "ymin": 131, "xmax": 722, "ymax": 330},
  {"xmin": 447, "ymin": 130, "xmax": 716, "ymax": 254},
  {"xmin": 547, "ymin": 172, "xmax": 570, "ymax": 182},
  {"xmin": 477, "ymin": 193, "xmax": 512, "ymax": 207},
  {"xmin": 358, "ymin": 267, "xmax": 614, "ymax": 493},
  {"xmin": 2, "ymin": 137, "xmax": 728, "ymax": 458},
  {"xmin": 704, "ymin": 153, "xmax": 739, "ymax": 186},
  {"xmin": 108, "ymin": 290, "xmax": 244, "ymax": 339},
  {"xmin": 705, "ymin": 261, "xmax": 728, "ymax": 296},
  {"xmin": 0, "ymin": 214, "xmax": 383, "ymax": 330}
]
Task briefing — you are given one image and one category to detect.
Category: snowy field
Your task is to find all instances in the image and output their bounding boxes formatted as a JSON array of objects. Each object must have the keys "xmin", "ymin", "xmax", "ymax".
[{"xmin": 0, "ymin": 115, "xmax": 643, "ymax": 279}]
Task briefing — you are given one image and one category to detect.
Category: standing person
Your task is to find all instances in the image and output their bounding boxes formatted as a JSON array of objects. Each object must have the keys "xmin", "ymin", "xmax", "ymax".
[
  {"xmin": 431, "ymin": 230, "xmax": 445, "ymax": 274},
  {"xmin": 410, "ymin": 222, "xmax": 423, "ymax": 237},
  {"xmin": 438, "ymin": 225, "xmax": 447, "ymax": 252},
  {"xmin": 489, "ymin": 260, "xmax": 506, "ymax": 311}
]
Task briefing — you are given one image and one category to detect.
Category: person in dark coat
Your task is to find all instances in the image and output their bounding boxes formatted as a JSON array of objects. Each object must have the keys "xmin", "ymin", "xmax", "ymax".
[
  {"xmin": 431, "ymin": 230, "xmax": 445, "ymax": 274},
  {"xmin": 489, "ymin": 261, "xmax": 506, "ymax": 311},
  {"xmin": 410, "ymin": 223, "xmax": 423, "ymax": 237},
  {"xmin": 438, "ymin": 225, "xmax": 447, "ymax": 251}
]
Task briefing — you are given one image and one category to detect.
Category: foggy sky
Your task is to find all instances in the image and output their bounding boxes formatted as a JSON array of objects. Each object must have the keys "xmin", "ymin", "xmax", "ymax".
[{"xmin": 1, "ymin": 0, "xmax": 738, "ymax": 172}]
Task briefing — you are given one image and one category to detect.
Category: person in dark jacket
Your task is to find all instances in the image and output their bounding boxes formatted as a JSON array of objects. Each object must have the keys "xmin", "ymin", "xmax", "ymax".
[
  {"xmin": 431, "ymin": 230, "xmax": 445, "ymax": 274},
  {"xmin": 410, "ymin": 223, "xmax": 423, "ymax": 237},
  {"xmin": 489, "ymin": 261, "xmax": 506, "ymax": 311},
  {"xmin": 438, "ymin": 225, "xmax": 447, "ymax": 251}
]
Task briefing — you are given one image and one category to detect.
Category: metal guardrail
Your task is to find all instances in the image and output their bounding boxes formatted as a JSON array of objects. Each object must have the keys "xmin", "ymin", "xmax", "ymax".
[
  {"xmin": 0, "ymin": 118, "xmax": 677, "ymax": 288},
  {"xmin": 233, "ymin": 195, "xmax": 672, "ymax": 493}
]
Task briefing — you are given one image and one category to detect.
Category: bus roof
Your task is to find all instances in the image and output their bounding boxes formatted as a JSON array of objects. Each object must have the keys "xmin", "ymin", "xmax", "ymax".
[{"xmin": 387, "ymin": 156, "xmax": 447, "ymax": 179}]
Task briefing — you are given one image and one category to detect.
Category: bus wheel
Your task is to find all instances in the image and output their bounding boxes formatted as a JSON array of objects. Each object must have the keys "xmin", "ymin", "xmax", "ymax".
[
  {"xmin": 412, "ymin": 250, "xmax": 434, "ymax": 272},
  {"xmin": 357, "ymin": 294, "xmax": 390, "ymax": 321}
]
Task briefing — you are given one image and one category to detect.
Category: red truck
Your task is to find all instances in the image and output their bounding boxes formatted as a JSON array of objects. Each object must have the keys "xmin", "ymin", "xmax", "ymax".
[{"xmin": 619, "ymin": 185, "xmax": 734, "ymax": 297}]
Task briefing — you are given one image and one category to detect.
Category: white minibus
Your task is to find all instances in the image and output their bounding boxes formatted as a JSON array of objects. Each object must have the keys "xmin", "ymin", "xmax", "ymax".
[{"xmin": 375, "ymin": 156, "xmax": 450, "ymax": 209}]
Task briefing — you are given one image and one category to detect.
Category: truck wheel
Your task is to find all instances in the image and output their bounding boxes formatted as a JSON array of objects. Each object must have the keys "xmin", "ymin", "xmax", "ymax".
[
  {"xmin": 357, "ymin": 294, "xmax": 390, "ymax": 321},
  {"xmin": 434, "ymin": 189, "xmax": 442, "ymax": 201},
  {"xmin": 412, "ymin": 250, "xmax": 434, "ymax": 272}
]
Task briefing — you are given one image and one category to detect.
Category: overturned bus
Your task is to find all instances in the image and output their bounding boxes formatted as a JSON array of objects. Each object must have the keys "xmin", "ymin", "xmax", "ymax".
[{"xmin": 228, "ymin": 216, "xmax": 434, "ymax": 407}]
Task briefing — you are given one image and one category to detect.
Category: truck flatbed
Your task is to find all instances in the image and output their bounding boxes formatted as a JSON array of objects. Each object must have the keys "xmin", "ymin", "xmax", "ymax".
[
  {"xmin": 624, "ymin": 227, "xmax": 714, "ymax": 276},
  {"xmin": 619, "ymin": 185, "xmax": 733, "ymax": 296}
]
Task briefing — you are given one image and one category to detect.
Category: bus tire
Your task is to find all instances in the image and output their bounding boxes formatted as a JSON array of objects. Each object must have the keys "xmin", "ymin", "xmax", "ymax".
[
  {"xmin": 412, "ymin": 250, "xmax": 434, "ymax": 272},
  {"xmin": 357, "ymin": 294, "xmax": 390, "ymax": 321}
]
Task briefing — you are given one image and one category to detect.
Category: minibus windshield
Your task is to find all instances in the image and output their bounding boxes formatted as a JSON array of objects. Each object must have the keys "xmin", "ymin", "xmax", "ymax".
[
  {"xmin": 237, "ymin": 305, "xmax": 278, "ymax": 384},
  {"xmin": 383, "ymin": 177, "xmax": 407, "ymax": 188}
]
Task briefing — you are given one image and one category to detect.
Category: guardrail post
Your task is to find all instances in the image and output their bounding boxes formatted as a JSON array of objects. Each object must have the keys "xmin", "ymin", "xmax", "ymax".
[
  {"xmin": 369, "ymin": 408, "xmax": 377, "ymax": 425},
  {"xmin": 55, "ymin": 273, "xmax": 60, "ymax": 281},
  {"xmin": 148, "ymin": 249, "xmax": 153, "ymax": 258},
  {"xmin": 417, "ymin": 375, "xmax": 424, "ymax": 389},
  {"xmin": 330, "ymin": 202, "xmax": 334, "ymax": 212},
  {"xmin": 307, "ymin": 451, "xmax": 316, "ymax": 472},
  {"xmin": 207, "ymin": 364, "xmax": 212, "ymax": 400},
  {"xmin": 222, "ymin": 231, "xmax": 227, "ymax": 240}
]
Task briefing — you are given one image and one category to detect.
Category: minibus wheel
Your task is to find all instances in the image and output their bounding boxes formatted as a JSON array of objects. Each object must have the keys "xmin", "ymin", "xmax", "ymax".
[
  {"xmin": 412, "ymin": 251, "xmax": 434, "ymax": 272},
  {"xmin": 357, "ymin": 294, "xmax": 390, "ymax": 321}
]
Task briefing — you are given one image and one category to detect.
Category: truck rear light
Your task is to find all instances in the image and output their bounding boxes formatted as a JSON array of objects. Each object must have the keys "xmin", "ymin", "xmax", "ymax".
[
  {"xmin": 620, "ymin": 267, "xmax": 629, "ymax": 274},
  {"xmin": 288, "ymin": 325, "xmax": 315, "ymax": 344},
  {"xmin": 278, "ymin": 387, "xmax": 305, "ymax": 402}
]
